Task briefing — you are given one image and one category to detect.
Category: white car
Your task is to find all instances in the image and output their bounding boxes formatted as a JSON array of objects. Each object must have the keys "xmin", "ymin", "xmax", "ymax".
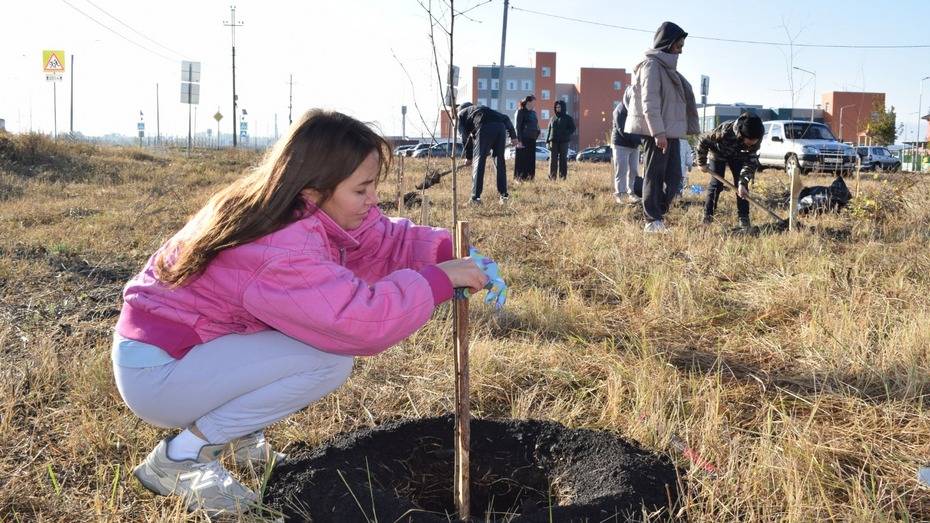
[
  {"xmin": 758, "ymin": 120, "xmax": 857, "ymax": 175},
  {"xmin": 504, "ymin": 145, "xmax": 550, "ymax": 161}
]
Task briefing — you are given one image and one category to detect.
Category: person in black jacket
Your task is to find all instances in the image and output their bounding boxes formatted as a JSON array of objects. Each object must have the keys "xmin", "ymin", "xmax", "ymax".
[
  {"xmin": 457, "ymin": 102, "xmax": 520, "ymax": 204},
  {"xmin": 546, "ymin": 99, "xmax": 576, "ymax": 180},
  {"xmin": 696, "ymin": 112, "xmax": 765, "ymax": 228},
  {"xmin": 514, "ymin": 95, "xmax": 540, "ymax": 182},
  {"xmin": 612, "ymin": 86, "xmax": 643, "ymax": 204}
]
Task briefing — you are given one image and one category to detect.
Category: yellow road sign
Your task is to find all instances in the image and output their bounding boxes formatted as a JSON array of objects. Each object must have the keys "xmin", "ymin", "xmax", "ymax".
[{"xmin": 43, "ymin": 50, "xmax": 65, "ymax": 73}]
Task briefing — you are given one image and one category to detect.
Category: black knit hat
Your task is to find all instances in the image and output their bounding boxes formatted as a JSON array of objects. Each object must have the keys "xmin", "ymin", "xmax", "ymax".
[{"xmin": 737, "ymin": 113, "xmax": 765, "ymax": 140}]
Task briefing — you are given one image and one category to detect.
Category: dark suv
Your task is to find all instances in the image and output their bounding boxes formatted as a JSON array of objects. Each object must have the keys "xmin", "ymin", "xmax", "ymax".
[{"xmin": 856, "ymin": 146, "xmax": 901, "ymax": 172}]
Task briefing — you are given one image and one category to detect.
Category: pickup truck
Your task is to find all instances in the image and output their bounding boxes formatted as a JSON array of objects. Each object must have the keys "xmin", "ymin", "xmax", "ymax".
[{"xmin": 758, "ymin": 120, "xmax": 857, "ymax": 175}]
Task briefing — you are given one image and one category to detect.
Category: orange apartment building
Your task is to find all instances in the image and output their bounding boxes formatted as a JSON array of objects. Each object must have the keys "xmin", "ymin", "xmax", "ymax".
[
  {"xmin": 439, "ymin": 51, "xmax": 629, "ymax": 150},
  {"xmin": 821, "ymin": 91, "xmax": 885, "ymax": 144}
]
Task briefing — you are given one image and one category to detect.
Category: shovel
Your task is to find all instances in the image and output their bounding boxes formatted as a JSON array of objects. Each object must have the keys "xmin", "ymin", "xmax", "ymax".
[{"xmin": 707, "ymin": 171, "xmax": 792, "ymax": 229}]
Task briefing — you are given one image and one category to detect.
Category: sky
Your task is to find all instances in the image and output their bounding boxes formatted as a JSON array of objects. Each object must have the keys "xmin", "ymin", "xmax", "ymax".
[{"xmin": 3, "ymin": 0, "xmax": 930, "ymax": 143}]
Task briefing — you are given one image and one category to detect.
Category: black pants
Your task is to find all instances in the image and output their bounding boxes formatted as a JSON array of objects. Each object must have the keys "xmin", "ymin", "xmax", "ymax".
[
  {"xmin": 471, "ymin": 122, "xmax": 508, "ymax": 199},
  {"xmin": 514, "ymin": 134, "xmax": 538, "ymax": 180},
  {"xmin": 549, "ymin": 141, "xmax": 569, "ymax": 179},
  {"xmin": 703, "ymin": 158, "xmax": 750, "ymax": 219},
  {"xmin": 642, "ymin": 136, "xmax": 682, "ymax": 222}
]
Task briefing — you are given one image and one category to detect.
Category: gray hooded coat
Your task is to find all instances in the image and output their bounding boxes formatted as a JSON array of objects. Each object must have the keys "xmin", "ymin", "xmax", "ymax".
[{"xmin": 624, "ymin": 24, "xmax": 700, "ymax": 139}]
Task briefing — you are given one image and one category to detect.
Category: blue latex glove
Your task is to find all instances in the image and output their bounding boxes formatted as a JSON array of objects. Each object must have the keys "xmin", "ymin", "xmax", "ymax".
[{"xmin": 452, "ymin": 247, "xmax": 508, "ymax": 309}]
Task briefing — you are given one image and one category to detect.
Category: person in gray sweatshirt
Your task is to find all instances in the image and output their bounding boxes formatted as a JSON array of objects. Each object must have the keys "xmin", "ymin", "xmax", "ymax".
[
  {"xmin": 611, "ymin": 85, "xmax": 643, "ymax": 204},
  {"xmin": 625, "ymin": 21, "xmax": 700, "ymax": 232}
]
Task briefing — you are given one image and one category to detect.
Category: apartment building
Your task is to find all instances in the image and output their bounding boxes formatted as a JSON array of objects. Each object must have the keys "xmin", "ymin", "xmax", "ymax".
[{"xmin": 439, "ymin": 51, "xmax": 629, "ymax": 149}]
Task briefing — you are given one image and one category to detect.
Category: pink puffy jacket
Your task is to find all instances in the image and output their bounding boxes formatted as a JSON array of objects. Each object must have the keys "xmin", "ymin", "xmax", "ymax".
[{"xmin": 116, "ymin": 201, "xmax": 454, "ymax": 359}]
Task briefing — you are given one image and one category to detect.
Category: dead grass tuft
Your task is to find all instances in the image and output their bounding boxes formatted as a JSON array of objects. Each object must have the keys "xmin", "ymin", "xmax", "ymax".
[{"xmin": 1, "ymin": 143, "xmax": 929, "ymax": 521}]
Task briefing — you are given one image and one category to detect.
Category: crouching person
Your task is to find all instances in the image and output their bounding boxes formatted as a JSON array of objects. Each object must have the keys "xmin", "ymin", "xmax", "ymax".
[
  {"xmin": 697, "ymin": 112, "xmax": 765, "ymax": 228},
  {"xmin": 112, "ymin": 110, "xmax": 492, "ymax": 516}
]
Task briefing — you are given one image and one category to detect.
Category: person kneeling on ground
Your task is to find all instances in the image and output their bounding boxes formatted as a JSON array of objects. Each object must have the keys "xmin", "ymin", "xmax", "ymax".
[
  {"xmin": 113, "ymin": 109, "xmax": 498, "ymax": 516},
  {"xmin": 697, "ymin": 112, "xmax": 765, "ymax": 228}
]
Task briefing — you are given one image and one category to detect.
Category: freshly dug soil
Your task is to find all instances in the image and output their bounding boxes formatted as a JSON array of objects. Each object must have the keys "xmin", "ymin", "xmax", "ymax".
[{"xmin": 264, "ymin": 415, "xmax": 679, "ymax": 522}]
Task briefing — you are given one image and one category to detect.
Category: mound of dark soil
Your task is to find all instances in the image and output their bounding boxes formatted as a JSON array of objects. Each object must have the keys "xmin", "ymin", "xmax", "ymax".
[{"xmin": 264, "ymin": 415, "xmax": 679, "ymax": 522}]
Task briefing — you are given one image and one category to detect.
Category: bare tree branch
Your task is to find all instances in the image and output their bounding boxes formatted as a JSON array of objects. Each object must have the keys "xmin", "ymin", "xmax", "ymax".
[{"xmin": 416, "ymin": 0, "xmax": 451, "ymax": 35}]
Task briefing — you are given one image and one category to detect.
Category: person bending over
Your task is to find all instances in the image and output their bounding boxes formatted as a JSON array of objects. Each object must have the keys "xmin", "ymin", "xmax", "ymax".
[
  {"xmin": 696, "ymin": 112, "xmax": 765, "ymax": 229},
  {"xmin": 457, "ymin": 102, "xmax": 520, "ymax": 205}
]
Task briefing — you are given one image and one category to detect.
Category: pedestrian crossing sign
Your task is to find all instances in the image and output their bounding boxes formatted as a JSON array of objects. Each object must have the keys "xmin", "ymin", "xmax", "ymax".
[{"xmin": 43, "ymin": 50, "xmax": 65, "ymax": 73}]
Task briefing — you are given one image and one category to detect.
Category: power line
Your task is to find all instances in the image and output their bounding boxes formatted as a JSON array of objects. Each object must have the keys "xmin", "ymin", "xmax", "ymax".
[
  {"xmin": 82, "ymin": 0, "xmax": 189, "ymax": 60},
  {"xmin": 510, "ymin": 5, "xmax": 930, "ymax": 49},
  {"xmin": 59, "ymin": 0, "xmax": 176, "ymax": 62}
]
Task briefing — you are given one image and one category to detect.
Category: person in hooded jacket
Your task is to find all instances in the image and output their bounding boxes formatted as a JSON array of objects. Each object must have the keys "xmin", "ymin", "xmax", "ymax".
[
  {"xmin": 625, "ymin": 21, "xmax": 700, "ymax": 232},
  {"xmin": 697, "ymin": 112, "xmax": 765, "ymax": 228},
  {"xmin": 513, "ymin": 95, "xmax": 541, "ymax": 182},
  {"xmin": 546, "ymin": 99, "xmax": 576, "ymax": 180}
]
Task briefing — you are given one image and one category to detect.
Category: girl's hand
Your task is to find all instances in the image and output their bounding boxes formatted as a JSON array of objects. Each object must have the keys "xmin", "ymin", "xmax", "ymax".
[{"xmin": 437, "ymin": 258, "xmax": 488, "ymax": 293}]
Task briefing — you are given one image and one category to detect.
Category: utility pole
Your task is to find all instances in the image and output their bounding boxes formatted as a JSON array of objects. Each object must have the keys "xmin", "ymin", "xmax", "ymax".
[
  {"xmin": 917, "ymin": 76, "xmax": 929, "ymax": 149},
  {"xmin": 917, "ymin": 76, "xmax": 930, "ymax": 172},
  {"xmin": 288, "ymin": 73, "xmax": 293, "ymax": 125},
  {"xmin": 224, "ymin": 5, "xmax": 244, "ymax": 147},
  {"xmin": 53, "ymin": 82, "xmax": 57, "ymax": 138},
  {"xmin": 401, "ymin": 105, "xmax": 407, "ymax": 139},
  {"xmin": 69, "ymin": 54, "xmax": 74, "ymax": 135},
  {"xmin": 496, "ymin": 0, "xmax": 509, "ymax": 111},
  {"xmin": 156, "ymin": 83, "xmax": 161, "ymax": 145}
]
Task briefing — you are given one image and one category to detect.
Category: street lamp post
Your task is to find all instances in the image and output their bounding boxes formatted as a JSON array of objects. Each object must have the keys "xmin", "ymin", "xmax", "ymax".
[
  {"xmin": 793, "ymin": 66, "xmax": 816, "ymax": 123},
  {"xmin": 838, "ymin": 104, "xmax": 854, "ymax": 143},
  {"xmin": 917, "ymin": 76, "xmax": 930, "ymax": 149}
]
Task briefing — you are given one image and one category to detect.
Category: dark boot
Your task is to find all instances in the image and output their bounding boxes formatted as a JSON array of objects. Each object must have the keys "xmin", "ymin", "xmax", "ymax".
[{"xmin": 738, "ymin": 216, "xmax": 751, "ymax": 229}]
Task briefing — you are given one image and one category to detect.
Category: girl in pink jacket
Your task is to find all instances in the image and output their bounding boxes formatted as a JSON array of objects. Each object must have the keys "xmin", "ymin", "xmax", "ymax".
[{"xmin": 113, "ymin": 109, "xmax": 491, "ymax": 516}]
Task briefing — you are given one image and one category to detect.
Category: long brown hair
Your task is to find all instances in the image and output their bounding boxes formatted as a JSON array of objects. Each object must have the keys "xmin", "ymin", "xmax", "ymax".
[
  {"xmin": 519, "ymin": 95, "xmax": 535, "ymax": 109},
  {"xmin": 155, "ymin": 109, "xmax": 391, "ymax": 286}
]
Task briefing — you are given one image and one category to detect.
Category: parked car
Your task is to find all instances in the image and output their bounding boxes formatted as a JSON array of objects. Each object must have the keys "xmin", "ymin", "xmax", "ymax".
[
  {"xmin": 758, "ymin": 120, "xmax": 857, "ymax": 175},
  {"xmin": 504, "ymin": 145, "xmax": 550, "ymax": 161},
  {"xmin": 393, "ymin": 145, "xmax": 415, "ymax": 156},
  {"xmin": 576, "ymin": 145, "xmax": 612, "ymax": 162},
  {"xmin": 406, "ymin": 143, "xmax": 433, "ymax": 157},
  {"xmin": 534, "ymin": 140, "xmax": 576, "ymax": 161},
  {"xmin": 412, "ymin": 142, "xmax": 464, "ymax": 158},
  {"xmin": 856, "ymin": 146, "xmax": 901, "ymax": 172}
]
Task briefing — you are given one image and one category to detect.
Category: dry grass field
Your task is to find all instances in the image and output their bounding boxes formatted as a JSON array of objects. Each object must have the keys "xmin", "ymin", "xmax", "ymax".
[{"xmin": 1, "ymin": 132, "xmax": 929, "ymax": 521}]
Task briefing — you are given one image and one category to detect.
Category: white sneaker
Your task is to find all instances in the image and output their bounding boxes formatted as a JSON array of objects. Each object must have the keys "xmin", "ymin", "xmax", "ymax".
[
  {"xmin": 627, "ymin": 194, "xmax": 642, "ymax": 204},
  {"xmin": 228, "ymin": 431, "xmax": 286, "ymax": 468},
  {"xmin": 644, "ymin": 220, "xmax": 667, "ymax": 233},
  {"xmin": 133, "ymin": 439, "xmax": 257, "ymax": 516}
]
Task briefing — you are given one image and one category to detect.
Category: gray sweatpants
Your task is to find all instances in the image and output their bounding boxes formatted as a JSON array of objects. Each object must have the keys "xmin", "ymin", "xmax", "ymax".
[
  {"xmin": 611, "ymin": 144, "xmax": 640, "ymax": 196},
  {"xmin": 112, "ymin": 331, "xmax": 354, "ymax": 444}
]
